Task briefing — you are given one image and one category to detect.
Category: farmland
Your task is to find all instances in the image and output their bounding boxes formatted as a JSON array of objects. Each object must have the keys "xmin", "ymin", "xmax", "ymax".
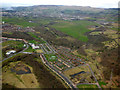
[{"xmin": 50, "ymin": 20, "xmax": 99, "ymax": 42}]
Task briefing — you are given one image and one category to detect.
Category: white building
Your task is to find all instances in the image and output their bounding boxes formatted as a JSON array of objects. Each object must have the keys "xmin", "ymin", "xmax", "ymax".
[
  {"xmin": 6, "ymin": 50, "xmax": 16, "ymax": 55},
  {"xmin": 31, "ymin": 43, "xmax": 39, "ymax": 49},
  {"xmin": 23, "ymin": 44, "xmax": 26, "ymax": 47}
]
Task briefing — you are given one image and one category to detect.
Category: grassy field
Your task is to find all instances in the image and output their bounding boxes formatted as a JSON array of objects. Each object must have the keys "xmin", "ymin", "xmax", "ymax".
[
  {"xmin": 2, "ymin": 40, "xmax": 24, "ymax": 48},
  {"xmin": 77, "ymin": 84, "xmax": 98, "ymax": 89},
  {"xmin": 3, "ymin": 17, "xmax": 37, "ymax": 27},
  {"xmin": 2, "ymin": 17, "xmax": 54, "ymax": 27},
  {"xmin": 24, "ymin": 46, "xmax": 35, "ymax": 52},
  {"xmin": 51, "ymin": 20, "xmax": 98, "ymax": 42},
  {"xmin": 44, "ymin": 54, "xmax": 57, "ymax": 62},
  {"xmin": 28, "ymin": 32, "xmax": 45, "ymax": 44}
]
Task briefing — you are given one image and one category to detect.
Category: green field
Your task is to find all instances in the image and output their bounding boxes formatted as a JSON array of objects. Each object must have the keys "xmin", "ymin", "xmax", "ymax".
[
  {"xmin": 2, "ymin": 40, "xmax": 24, "ymax": 47},
  {"xmin": 3, "ymin": 17, "xmax": 54, "ymax": 27},
  {"xmin": 28, "ymin": 32, "xmax": 45, "ymax": 44},
  {"xmin": 77, "ymin": 84, "xmax": 98, "ymax": 89},
  {"xmin": 45, "ymin": 54, "xmax": 57, "ymax": 62},
  {"xmin": 3, "ymin": 17, "xmax": 37, "ymax": 27},
  {"xmin": 51, "ymin": 20, "xmax": 98, "ymax": 42}
]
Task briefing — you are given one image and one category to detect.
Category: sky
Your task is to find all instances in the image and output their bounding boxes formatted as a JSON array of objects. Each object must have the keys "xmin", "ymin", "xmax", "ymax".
[{"xmin": 1, "ymin": 0, "xmax": 120, "ymax": 8}]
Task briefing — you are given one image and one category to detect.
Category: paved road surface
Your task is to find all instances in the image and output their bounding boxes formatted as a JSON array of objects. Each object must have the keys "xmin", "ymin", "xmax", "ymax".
[
  {"xmin": 1, "ymin": 44, "xmax": 29, "ymax": 63},
  {"xmin": 40, "ymin": 53, "xmax": 77, "ymax": 90},
  {"xmin": 86, "ymin": 64, "xmax": 101, "ymax": 89}
]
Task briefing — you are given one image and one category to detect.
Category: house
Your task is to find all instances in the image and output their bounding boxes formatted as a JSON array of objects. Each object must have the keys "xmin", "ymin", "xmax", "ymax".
[
  {"xmin": 6, "ymin": 50, "xmax": 16, "ymax": 55},
  {"xmin": 29, "ymin": 43, "xmax": 39, "ymax": 49},
  {"xmin": 23, "ymin": 44, "xmax": 26, "ymax": 47}
]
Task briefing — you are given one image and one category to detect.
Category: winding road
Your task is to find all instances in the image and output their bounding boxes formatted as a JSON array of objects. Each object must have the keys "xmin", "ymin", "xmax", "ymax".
[{"xmin": 1, "ymin": 42, "xmax": 29, "ymax": 63}]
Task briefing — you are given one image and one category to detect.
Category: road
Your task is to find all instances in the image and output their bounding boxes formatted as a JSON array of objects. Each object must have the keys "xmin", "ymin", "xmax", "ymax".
[
  {"xmin": 40, "ymin": 53, "xmax": 77, "ymax": 90},
  {"xmin": 1, "ymin": 37, "xmax": 101, "ymax": 89},
  {"xmin": 86, "ymin": 64, "xmax": 101, "ymax": 89},
  {"xmin": 1, "ymin": 43, "xmax": 29, "ymax": 63}
]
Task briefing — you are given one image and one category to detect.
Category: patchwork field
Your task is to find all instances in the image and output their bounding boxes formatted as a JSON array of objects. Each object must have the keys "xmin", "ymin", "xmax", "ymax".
[{"xmin": 50, "ymin": 20, "xmax": 98, "ymax": 42}]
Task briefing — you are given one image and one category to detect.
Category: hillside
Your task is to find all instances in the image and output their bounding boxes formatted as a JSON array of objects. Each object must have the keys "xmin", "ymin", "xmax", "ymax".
[{"xmin": 2, "ymin": 5, "xmax": 119, "ymax": 89}]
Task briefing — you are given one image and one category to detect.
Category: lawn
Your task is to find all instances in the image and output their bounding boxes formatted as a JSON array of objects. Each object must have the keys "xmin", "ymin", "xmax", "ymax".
[
  {"xmin": 24, "ymin": 46, "xmax": 35, "ymax": 52},
  {"xmin": 44, "ymin": 54, "xmax": 57, "ymax": 62},
  {"xmin": 51, "ymin": 20, "xmax": 98, "ymax": 42},
  {"xmin": 98, "ymin": 81, "xmax": 107, "ymax": 87}
]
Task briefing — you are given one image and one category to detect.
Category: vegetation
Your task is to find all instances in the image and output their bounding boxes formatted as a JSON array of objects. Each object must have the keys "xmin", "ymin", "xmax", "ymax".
[
  {"xmin": 2, "ymin": 40, "xmax": 24, "ymax": 58},
  {"xmin": 2, "ymin": 31, "xmax": 35, "ymax": 40},
  {"xmin": 77, "ymin": 84, "xmax": 98, "ymax": 89},
  {"xmin": 24, "ymin": 45, "xmax": 35, "ymax": 52},
  {"xmin": 3, "ymin": 17, "xmax": 37, "ymax": 27},
  {"xmin": 98, "ymin": 81, "xmax": 107, "ymax": 87},
  {"xmin": 28, "ymin": 32, "xmax": 45, "ymax": 44},
  {"xmin": 2, "ymin": 54, "xmax": 66, "ymax": 88},
  {"xmin": 51, "ymin": 20, "xmax": 98, "ymax": 42},
  {"xmin": 45, "ymin": 54, "xmax": 57, "ymax": 62},
  {"xmin": 2, "ymin": 5, "xmax": 119, "ymax": 88}
]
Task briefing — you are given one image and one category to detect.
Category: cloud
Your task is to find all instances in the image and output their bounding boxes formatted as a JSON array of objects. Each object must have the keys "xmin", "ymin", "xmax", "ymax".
[{"xmin": 1, "ymin": 0, "xmax": 119, "ymax": 8}]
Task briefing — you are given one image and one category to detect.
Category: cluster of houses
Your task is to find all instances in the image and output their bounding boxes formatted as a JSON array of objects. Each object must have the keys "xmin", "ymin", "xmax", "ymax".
[
  {"xmin": 55, "ymin": 46, "xmax": 85, "ymax": 67},
  {"xmin": 49, "ymin": 57, "xmax": 70, "ymax": 71}
]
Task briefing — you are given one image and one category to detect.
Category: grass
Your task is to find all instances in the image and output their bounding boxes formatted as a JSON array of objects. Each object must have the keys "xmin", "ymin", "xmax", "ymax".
[
  {"xmin": 98, "ymin": 81, "xmax": 107, "ymax": 87},
  {"xmin": 77, "ymin": 84, "xmax": 98, "ymax": 89},
  {"xmin": 24, "ymin": 46, "xmax": 35, "ymax": 52},
  {"xmin": 2, "ymin": 17, "xmax": 37, "ymax": 27},
  {"xmin": 2, "ymin": 40, "xmax": 25, "ymax": 59},
  {"xmin": 2, "ymin": 61, "xmax": 39, "ymax": 88},
  {"xmin": 44, "ymin": 54, "xmax": 57, "ymax": 62},
  {"xmin": 2, "ymin": 16, "xmax": 55, "ymax": 27},
  {"xmin": 2, "ymin": 40, "xmax": 24, "ymax": 48},
  {"xmin": 28, "ymin": 32, "xmax": 45, "ymax": 44},
  {"xmin": 51, "ymin": 20, "xmax": 99, "ymax": 42},
  {"xmin": 36, "ymin": 49, "xmax": 44, "ymax": 53},
  {"xmin": 63, "ymin": 65, "xmax": 90, "ymax": 78}
]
